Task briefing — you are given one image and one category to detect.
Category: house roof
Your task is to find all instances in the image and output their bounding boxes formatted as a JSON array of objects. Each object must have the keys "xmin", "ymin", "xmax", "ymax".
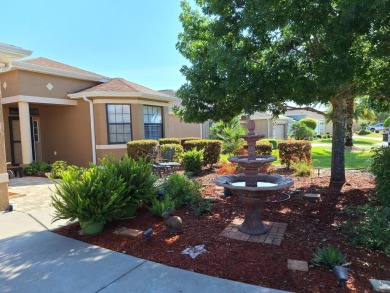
[
  {"xmin": 68, "ymin": 78, "xmax": 176, "ymax": 102},
  {"xmin": 21, "ymin": 57, "xmax": 106, "ymax": 78},
  {"xmin": 284, "ymin": 109, "xmax": 325, "ymax": 120},
  {"xmin": 250, "ymin": 112, "xmax": 293, "ymax": 121},
  {"xmin": 11, "ymin": 57, "xmax": 108, "ymax": 82},
  {"xmin": 0, "ymin": 42, "xmax": 32, "ymax": 64}
]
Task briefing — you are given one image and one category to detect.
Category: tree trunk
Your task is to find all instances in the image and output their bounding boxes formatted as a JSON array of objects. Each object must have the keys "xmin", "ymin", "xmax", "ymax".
[
  {"xmin": 330, "ymin": 96, "xmax": 347, "ymax": 183},
  {"xmin": 345, "ymin": 96, "xmax": 354, "ymax": 147}
]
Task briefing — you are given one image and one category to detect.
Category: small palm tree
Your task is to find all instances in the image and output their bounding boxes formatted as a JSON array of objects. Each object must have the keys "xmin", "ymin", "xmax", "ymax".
[
  {"xmin": 325, "ymin": 97, "xmax": 376, "ymax": 146},
  {"xmin": 209, "ymin": 117, "xmax": 245, "ymax": 154}
]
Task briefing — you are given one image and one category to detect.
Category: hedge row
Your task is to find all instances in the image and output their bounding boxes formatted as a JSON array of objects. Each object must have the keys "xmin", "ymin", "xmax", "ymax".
[
  {"xmin": 183, "ymin": 139, "xmax": 222, "ymax": 166},
  {"xmin": 127, "ymin": 140, "xmax": 158, "ymax": 160},
  {"xmin": 242, "ymin": 141, "xmax": 273, "ymax": 155},
  {"xmin": 278, "ymin": 140, "xmax": 312, "ymax": 169},
  {"xmin": 160, "ymin": 143, "xmax": 183, "ymax": 162},
  {"xmin": 159, "ymin": 137, "xmax": 201, "ymax": 146}
]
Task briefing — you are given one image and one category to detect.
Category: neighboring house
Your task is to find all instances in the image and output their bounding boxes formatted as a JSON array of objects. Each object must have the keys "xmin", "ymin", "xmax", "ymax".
[
  {"xmin": 241, "ymin": 112, "xmax": 293, "ymax": 140},
  {"xmin": 284, "ymin": 109, "xmax": 333, "ymax": 135},
  {"xmin": 0, "ymin": 56, "xmax": 176, "ymax": 167},
  {"xmin": 159, "ymin": 89, "xmax": 212, "ymax": 139}
]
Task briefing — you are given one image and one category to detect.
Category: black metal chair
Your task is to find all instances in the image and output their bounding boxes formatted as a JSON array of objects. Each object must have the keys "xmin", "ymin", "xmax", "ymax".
[{"xmin": 158, "ymin": 147, "xmax": 181, "ymax": 176}]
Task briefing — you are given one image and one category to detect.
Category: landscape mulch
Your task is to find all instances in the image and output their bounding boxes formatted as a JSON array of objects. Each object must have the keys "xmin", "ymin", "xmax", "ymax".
[{"xmin": 55, "ymin": 168, "xmax": 390, "ymax": 292}]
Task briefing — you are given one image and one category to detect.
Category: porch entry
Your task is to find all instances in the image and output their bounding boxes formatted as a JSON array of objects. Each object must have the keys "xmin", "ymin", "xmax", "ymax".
[{"xmin": 9, "ymin": 117, "xmax": 38, "ymax": 165}]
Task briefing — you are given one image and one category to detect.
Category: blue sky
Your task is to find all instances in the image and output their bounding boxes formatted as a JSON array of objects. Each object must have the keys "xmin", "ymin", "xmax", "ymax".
[{"xmin": 1, "ymin": 0, "xmax": 189, "ymax": 91}]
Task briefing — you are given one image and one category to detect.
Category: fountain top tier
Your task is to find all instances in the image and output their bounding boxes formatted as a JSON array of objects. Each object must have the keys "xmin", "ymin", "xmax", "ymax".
[{"xmin": 228, "ymin": 119, "xmax": 276, "ymax": 171}]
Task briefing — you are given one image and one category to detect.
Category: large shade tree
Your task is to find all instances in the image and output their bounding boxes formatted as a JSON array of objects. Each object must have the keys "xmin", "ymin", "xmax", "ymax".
[{"xmin": 176, "ymin": 0, "xmax": 390, "ymax": 183}]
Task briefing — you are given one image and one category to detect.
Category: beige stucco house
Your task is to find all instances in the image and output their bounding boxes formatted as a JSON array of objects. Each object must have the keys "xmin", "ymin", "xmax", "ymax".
[
  {"xmin": 159, "ymin": 89, "xmax": 212, "ymax": 139},
  {"xmin": 0, "ymin": 55, "xmax": 176, "ymax": 167},
  {"xmin": 284, "ymin": 109, "xmax": 333, "ymax": 135},
  {"xmin": 240, "ymin": 113, "xmax": 293, "ymax": 140},
  {"xmin": 0, "ymin": 42, "xmax": 32, "ymax": 210}
]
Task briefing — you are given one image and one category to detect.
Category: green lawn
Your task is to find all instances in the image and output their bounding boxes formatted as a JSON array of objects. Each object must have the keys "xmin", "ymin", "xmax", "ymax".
[
  {"xmin": 271, "ymin": 147, "xmax": 372, "ymax": 169},
  {"xmin": 314, "ymin": 137, "xmax": 379, "ymax": 146},
  {"xmin": 311, "ymin": 146, "xmax": 372, "ymax": 169},
  {"xmin": 221, "ymin": 145, "xmax": 373, "ymax": 170}
]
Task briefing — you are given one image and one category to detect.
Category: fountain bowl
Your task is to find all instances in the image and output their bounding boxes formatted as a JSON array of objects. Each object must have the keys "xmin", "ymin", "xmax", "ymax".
[
  {"xmin": 215, "ymin": 173, "xmax": 293, "ymax": 198},
  {"xmin": 228, "ymin": 155, "xmax": 276, "ymax": 167}
]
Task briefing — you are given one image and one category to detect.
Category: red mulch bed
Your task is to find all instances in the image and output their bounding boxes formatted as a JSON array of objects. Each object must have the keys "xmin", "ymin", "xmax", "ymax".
[{"xmin": 54, "ymin": 168, "xmax": 390, "ymax": 292}]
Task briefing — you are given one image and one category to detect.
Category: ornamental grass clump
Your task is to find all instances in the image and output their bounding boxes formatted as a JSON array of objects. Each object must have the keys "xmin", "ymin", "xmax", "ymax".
[
  {"xmin": 51, "ymin": 165, "xmax": 129, "ymax": 225},
  {"xmin": 100, "ymin": 155, "xmax": 156, "ymax": 208}
]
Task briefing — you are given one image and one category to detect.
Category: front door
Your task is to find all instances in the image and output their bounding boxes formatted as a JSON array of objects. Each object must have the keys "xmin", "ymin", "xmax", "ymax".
[{"xmin": 9, "ymin": 117, "xmax": 35, "ymax": 165}]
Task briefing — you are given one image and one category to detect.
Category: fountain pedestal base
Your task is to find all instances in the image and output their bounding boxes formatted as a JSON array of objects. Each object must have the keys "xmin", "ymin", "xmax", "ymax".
[{"xmin": 239, "ymin": 196, "xmax": 268, "ymax": 235}]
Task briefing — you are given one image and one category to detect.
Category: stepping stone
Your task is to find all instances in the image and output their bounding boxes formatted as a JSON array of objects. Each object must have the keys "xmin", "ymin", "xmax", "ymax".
[
  {"xmin": 114, "ymin": 227, "xmax": 142, "ymax": 238},
  {"xmin": 370, "ymin": 279, "xmax": 390, "ymax": 292},
  {"xmin": 204, "ymin": 196, "xmax": 218, "ymax": 203},
  {"xmin": 304, "ymin": 193, "xmax": 321, "ymax": 202},
  {"xmin": 287, "ymin": 259, "xmax": 309, "ymax": 272}
]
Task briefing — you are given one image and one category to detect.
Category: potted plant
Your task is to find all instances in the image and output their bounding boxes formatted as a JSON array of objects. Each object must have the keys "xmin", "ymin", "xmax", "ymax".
[{"xmin": 51, "ymin": 165, "xmax": 129, "ymax": 234}]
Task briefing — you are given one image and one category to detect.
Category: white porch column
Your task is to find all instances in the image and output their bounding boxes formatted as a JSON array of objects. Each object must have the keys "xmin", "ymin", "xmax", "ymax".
[{"xmin": 18, "ymin": 101, "xmax": 33, "ymax": 164}]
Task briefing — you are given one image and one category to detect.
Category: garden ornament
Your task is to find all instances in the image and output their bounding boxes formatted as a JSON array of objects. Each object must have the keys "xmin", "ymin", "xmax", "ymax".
[{"xmin": 161, "ymin": 207, "xmax": 183, "ymax": 234}]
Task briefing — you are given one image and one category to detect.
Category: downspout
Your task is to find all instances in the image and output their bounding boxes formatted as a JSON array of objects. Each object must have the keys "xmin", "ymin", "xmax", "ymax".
[{"xmin": 82, "ymin": 94, "xmax": 96, "ymax": 164}]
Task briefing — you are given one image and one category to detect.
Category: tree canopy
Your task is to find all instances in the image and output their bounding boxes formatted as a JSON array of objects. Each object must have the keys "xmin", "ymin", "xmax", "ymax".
[{"xmin": 176, "ymin": 0, "xmax": 390, "ymax": 182}]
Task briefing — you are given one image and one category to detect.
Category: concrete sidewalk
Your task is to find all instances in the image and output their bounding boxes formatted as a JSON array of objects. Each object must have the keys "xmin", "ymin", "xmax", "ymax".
[{"xmin": 1, "ymin": 177, "xmax": 291, "ymax": 293}]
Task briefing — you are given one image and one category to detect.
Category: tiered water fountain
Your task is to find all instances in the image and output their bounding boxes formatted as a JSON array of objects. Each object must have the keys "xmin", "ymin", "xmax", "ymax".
[{"xmin": 215, "ymin": 120, "xmax": 293, "ymax": 235}]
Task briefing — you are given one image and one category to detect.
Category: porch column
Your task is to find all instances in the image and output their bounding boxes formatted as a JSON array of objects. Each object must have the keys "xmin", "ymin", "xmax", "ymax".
[
  {"xmin": 18, "ymin": 101, "xmax": 33, "ymax": 164},
  {"xmin": 0, "ymin": 88, "xmax": 9, "ymax": 210}
]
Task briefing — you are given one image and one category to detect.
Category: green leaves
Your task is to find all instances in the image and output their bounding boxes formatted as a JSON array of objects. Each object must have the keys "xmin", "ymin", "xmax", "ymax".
[{"xmin": 312, "ymin": 245, "xmax": 348, "ymax": 269}]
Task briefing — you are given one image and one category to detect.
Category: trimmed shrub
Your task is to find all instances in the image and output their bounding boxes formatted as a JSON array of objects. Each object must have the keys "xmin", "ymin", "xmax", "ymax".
[
  {"xmin": 160, "ymin": 143, "xmax": 184, "ymax": 162},
  {"xmin": 182, "ymin": 148, "xmax": 204, "ymax": 175},
  {"xmin": 358, "ymin": 129, "xmax": 371, "ymax": 135},
  {"xmin": 127, "ymin": 140, "xmax": 158, "ymax": 160},
  {"xmin": 242, "ymin": 141, "xmax": 273, "ymax": 155},
  {"xmin": 370, "ymin": 146, "xmax": 390, "ymax": 206},
  {"xmin": 300, "ymin": 118, "xmax": 317, "ymax": 130},
  {"xmin": 51, "ymin": 160, "xmax": 68, "ymax": 179},
  {"xmin": 278, "ymin": 140, "xmax": 312, "ymax": 169},
  {"xmin": 183, "ymin": 139, "xmax": 222, "ymax": 166},
  {"xmin": 255, "ymin": 141, "xmax": 273, "ymax": 155},
  {"xmin": 180, "ymin": 137, "xmax": 201, "ymax": 146},
  {"xmin": 159, "ymin": 138, "xmax": 181, "ymax": 145},
  {"xmin": 291, "ymin": 122, "xmax": 315, "ymax": 140},
  {"xmin": 261, "ymin": 139, "xmax": 278, "ymax": 150}
]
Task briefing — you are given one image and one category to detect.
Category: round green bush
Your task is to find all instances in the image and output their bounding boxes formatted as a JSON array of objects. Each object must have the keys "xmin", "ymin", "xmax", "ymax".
[{"xmin": 300, "ymin": 118, "xmax": 317, "ymax": 130}]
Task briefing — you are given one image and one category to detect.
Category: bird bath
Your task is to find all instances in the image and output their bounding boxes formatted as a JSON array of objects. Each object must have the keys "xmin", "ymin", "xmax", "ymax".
[{"xmin": 215, "ymin": 120, "xmax": 293, "ymax": 235}]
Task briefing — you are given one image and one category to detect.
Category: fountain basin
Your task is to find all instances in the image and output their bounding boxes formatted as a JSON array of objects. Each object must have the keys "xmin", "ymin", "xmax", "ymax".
[
  {"xmin": 228, "ymin": 155, "xmax": 276, "ymax": 167},
  {"xmin": 215, "ymin": 173, "xmax": 293, "ymax": 195},
  {"xmin": 215, "ymin": 173, "xmax": 293, "ymax": 235}
]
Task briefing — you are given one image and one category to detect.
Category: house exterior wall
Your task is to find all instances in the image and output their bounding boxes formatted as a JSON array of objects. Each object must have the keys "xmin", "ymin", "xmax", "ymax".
[
  {"xmin": 1, "ymin": 69, "xmax": 172, "ymax": 166},
  {"xmin": 168, "ymin": 114, "xmax": 201, "ymax": 138},
  {"xmin": 39, "ymin": 103, "xmax": 91, "ymax": 166}
]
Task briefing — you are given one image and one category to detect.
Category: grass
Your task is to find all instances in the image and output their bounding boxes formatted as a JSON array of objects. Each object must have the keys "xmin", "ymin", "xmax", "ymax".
[
  {"xmin": 311, "ymin": 147, "xmax": 372, "ymax": 169},
  {"xmin": 314, "ymin": 137, "xmax": 380, "ymax": 146},
  {"xmin": 220, "ymin": 147, "xmax": 373, "ymax": 169}
]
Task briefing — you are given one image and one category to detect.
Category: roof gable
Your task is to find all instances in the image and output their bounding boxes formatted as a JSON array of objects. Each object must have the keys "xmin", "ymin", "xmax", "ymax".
[
  {"xmin": 21, "ymin": 57, "xmax": 106, "ymax": 78},
  {"xmin": 78, "ymin": 78, "xmax": 167, "ymax": 97}
]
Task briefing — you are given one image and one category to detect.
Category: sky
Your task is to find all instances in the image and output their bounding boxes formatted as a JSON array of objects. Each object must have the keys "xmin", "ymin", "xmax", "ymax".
[{"xmin": 1, "ymin": 0, "xmax": 190, "ymax": 91}]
